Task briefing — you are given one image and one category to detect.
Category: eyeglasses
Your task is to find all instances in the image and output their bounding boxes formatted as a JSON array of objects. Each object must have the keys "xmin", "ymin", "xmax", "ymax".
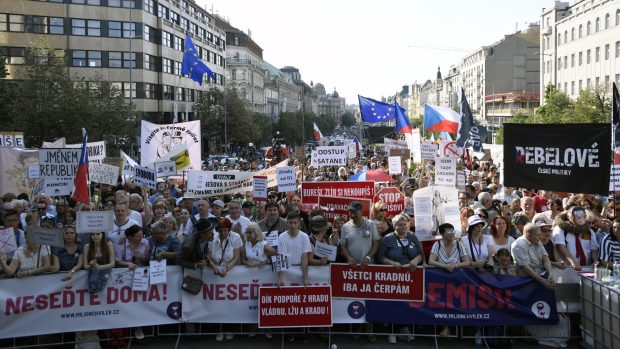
[
  {"xmin": 379, "ymin": 209, "xmax": 388, "ymax": 212},
  {"xmin": 541, "ymin": 228, "xmax": 552, "ymax": 233}
]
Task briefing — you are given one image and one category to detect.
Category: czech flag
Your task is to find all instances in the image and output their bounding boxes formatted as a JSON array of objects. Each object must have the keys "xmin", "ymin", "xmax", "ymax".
[
  {"xmin": 313, "ymin": 122, "xmax": 323, "ymax": 141},
  {"xmin": 394, "ymin": 102, "xmax": 412, "ymax": 134},
  {"xmin": 354, "ymin": 136, "xmax": 363, "ymax": 151},
  {"xmin": 423, "ymin": 104, "xmax": 461, "ymax": 133},
  {"xmin": 72, "ymin": 128, "xmax": 90, "ymax": 205}
]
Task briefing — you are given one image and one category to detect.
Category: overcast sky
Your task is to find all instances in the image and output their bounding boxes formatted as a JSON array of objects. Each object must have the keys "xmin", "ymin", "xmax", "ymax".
[{"xmin": 197, "ymin": 0, "xmax": 549, "ymax": 105}]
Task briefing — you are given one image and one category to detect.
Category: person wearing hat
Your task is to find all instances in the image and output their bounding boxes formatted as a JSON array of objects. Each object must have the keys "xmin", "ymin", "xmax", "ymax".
[
  {"xmin": 308, "ymin": 215, "xmax": 338, "ymax": 266},
  {"xmin": 210, "ymin": 199, "xmax": 225, "ymax": 219},
  {"xmin": 242, "ymin": 201, "xmax": 257, "ymax": 222},
  {"xmin": 532, "ymin": 215, "xmax": 565, "ymax": 269},
  {"xmin": 510, "ymin": 222, "xmax": 554, "ymax": 289},
  {"xmin": 179, "ymin": 218, "xmax": 215, "ymax": 270},
  {"xmin": 461, "ymin": 215, "xmax": 492, "ymax": 269}
]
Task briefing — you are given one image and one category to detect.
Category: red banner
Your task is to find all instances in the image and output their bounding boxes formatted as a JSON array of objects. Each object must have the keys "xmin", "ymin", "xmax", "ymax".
[
  {"xmin": 373, "ymin": 187, "xmax": 405, "ymax": 217},
  {"xmin": 317, "ymin": 196, "xmax": 372, "ymax": 222},
  {"xmin": 301, "ymin": 181, "xmax": 375, "ymax": 205},
  {"xmin": 330, "ymin": 263, "xmax": 425, "ymax": 302},
  {"xmin": 258, "ymin": 286, "xmax": 332, "ymax": 328}
]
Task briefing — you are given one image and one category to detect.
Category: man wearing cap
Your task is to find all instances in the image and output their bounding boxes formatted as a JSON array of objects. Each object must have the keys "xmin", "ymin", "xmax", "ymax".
[
  {"xmin": 258, "ymin": 201, "xmax": 289, "ymax": 247},
  {"xmin": 210, "ymin": 199, "xmax": 225, "ymax": 219},
  {"xmin": 242, "ymin": 201, "xmax": 257, "ymax": 222},
  {"xmin": 179, "ymin": 218, "xmax": 215, "ymax": 270},
  {"xmin": 340, "ymin": 202, "xmax": 380, "ymax": 268},
  {"xmin": 511, "ymin": 223, "xmax": 554, "ymax": 289}
]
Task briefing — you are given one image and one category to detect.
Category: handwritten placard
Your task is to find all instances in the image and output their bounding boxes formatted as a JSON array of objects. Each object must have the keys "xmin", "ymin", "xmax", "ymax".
[
  {"xmin": 89, "ymin": 163, "xmax": 119, "ymax": 186},
  {"xmin": 149, "ymin": 259, "xmax": 167, "ymax": 284},
  {"xmin": 25, "ymin": 226, "xmax": 64, "ymax": 248},
  {"xmin": 314, "ymin": 241, "xmax": 337, "ymax": 261},
  {"xmin": 76, "ymin": 211, "xmax": 114, "ymax": 233},
  {"xmin": 276, "ymin": 166, "xmax": 296, "ymax": 193},
  {"xmin": 0, "ymin": 227, "xmax": 18, "ymax": 253}
]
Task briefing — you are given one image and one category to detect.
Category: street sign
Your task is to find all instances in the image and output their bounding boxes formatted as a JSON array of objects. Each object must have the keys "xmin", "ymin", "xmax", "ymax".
[{"xmin": 373, "ymin": 187, "xmax": 405, "ymax": 217}]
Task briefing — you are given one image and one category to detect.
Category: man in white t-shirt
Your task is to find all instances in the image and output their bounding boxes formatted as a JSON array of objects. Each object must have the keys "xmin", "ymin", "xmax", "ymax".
[
  {"xmin": 226, "ymin": 200, "xmax": 250, "ymax": 236},
  {"xmin": 115, "ymin": 191, "xmax": 143, "ymax": 227},
  {"xmin": 194, "ymin": 199, "xmax": 214, "ymax": 221},
  {"xmin": 276, "ymin": 211, "xmax": 312, "ymax": 286},
  {"xmin": 107, "ymin": 203, "xmax": 139, "ymax": 246}
]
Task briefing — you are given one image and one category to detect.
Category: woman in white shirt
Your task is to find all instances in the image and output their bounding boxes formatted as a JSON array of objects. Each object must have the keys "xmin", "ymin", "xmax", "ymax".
[
  {"xmin": 461, "ymin": 215, "xmax": 492, "ymax": 267},
  {"xmin": 208, "ymin": 217, "xmax": 242, "ymax": 277},
  {"xmin": 242, "ymin": 222, "xmax": 276, "ymax": 267},
  {"xmin": 0, "ymin": 237, "xmax": 51, "ymax": 278},
  {"xmin": 176, "ymin": 208, "xmax": 193, "ymax": 242}
]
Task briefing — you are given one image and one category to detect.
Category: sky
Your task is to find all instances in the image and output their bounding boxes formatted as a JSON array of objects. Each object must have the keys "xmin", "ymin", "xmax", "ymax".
[{"xmin": 197, "ymin": 0, "xmax": 550, "ymax": 105}]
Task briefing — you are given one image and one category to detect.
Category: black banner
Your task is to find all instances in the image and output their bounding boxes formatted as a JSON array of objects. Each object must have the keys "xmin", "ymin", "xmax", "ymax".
[{"xmin": 503, "ymin": 123, "xmax": 611, "ymax": 195}]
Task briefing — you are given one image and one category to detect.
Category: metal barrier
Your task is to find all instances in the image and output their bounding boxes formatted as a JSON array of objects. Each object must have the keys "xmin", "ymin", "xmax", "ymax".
[{"xmin": 580, "ymin": 275, "xmax": 620, "ymax": 349}]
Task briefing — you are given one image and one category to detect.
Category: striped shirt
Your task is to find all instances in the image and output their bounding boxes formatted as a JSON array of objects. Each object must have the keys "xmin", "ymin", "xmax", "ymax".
[
  {"xmin": 599, "ymin": 233, "xmax": 620, "ymax": 263},
  {"xmin": 431, "ymin": 240, "xmax": 467, "ymax": 265}
]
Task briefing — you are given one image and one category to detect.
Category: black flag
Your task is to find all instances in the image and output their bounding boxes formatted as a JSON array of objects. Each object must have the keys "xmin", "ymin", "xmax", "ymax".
[{"xmin": 456, "ymin": 88, "xmax": 487, "ymax": 152}]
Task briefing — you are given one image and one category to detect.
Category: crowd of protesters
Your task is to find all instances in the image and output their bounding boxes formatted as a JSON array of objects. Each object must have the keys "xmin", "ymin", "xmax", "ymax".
[{"xmin": 1, "ymin": 142, "xmax": 620, "ymax": 346}]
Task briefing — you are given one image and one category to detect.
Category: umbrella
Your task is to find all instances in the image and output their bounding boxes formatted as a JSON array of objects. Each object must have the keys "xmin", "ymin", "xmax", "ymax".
[{"xmin": 349, "ymin": 170, "xmax": 396, "ymax": 183}]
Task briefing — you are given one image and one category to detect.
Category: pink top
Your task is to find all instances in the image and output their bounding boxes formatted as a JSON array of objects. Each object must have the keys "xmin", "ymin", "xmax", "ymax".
[{"xmin": 116, "ymin": 238, "xmax": 150, "ymax": 265}]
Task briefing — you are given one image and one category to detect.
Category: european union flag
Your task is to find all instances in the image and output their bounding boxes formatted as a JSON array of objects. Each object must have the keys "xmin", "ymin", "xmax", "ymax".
[
  {"xmin": 358, "ymin": 95, "xmax": 404, "ymax": 123},
  {"xmin": 182, "ymin": 33, "xmax": 215, "ymax": 85}
]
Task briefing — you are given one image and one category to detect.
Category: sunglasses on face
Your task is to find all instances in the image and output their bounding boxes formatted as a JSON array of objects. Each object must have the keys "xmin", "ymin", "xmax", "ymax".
[{"xmin": 379, "ymin": 209, "xmax": 387, "ymax": 212}]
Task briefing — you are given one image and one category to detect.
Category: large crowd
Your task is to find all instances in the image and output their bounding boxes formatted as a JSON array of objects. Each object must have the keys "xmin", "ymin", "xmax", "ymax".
[{"xmin": 1, "ymin": 145, "xmax": 619, "ymax": 346}]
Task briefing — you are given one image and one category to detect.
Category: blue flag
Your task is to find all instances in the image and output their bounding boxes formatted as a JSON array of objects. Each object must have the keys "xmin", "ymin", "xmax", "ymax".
[
  {"xmin": 456, "ymin": 88, "xmax": 487, "ymax": 152},
  {"xmin": 182, "ymin": 33, "xmax": 215, "ymax": 85},
  {"xmin": 358, "ymin": 95, "xmax": 404, "ymax": 123}
]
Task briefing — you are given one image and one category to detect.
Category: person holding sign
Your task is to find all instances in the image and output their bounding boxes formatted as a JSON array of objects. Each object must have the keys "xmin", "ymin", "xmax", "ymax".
[
  {"xmin": 50, "ymin": 224, "xmax": 83, "ymax": 281},
  {"xmin": 308, "ymin": 215, "xmax": 339, "ymax": 266},
  {"xmin": 276, "ymin": 211, "xmax": 312, "ymax": 287},
  {"xmin": 116, "ymin": 225, "xmax": 150, "ymax": 271},
  {"xmin": 258, "ymin": 201, "xmax": 289, "ymax": 247},
  {"xmin": 148, "ymin": 221, "xmax": 181, "ymax": 265},
  {"xmin": 241, "ymin": 222, "xmax": 276, "ymax": 268},
  {"xmin": 0, "ymin": 230, "xmax": 51, "ymax": 278}
]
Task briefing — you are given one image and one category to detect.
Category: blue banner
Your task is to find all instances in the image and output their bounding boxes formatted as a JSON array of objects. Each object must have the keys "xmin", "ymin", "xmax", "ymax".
[{"xmin": 366, "ymin": 268, "xmax": 558, "ymax": 326}]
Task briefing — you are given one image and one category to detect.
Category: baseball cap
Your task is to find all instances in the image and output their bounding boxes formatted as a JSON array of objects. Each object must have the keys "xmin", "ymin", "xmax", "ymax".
[
  {"xmin": 212, "ymin": 199, "xmax": 225, "ymax": 208},
  {"xmin": 349, "ymin": 202, "xmax": 363, "ymax": 212}
]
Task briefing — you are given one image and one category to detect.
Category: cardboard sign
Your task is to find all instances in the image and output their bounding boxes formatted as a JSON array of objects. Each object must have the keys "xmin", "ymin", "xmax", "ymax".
[
  {"xmin": 27, "ymin": 165, "xmax": 40, "ymax": 179},
  {"xmin": 420, "ymin": 141, "xmax": 438, "ymax": 161},
  {"xmin": 38, "ymin": 148, "xmax": 80, "ymax": 179},
  {"xmin": 132, "ymin": 267, "xmax": 149, "ymax": 291},
  {"xmin": 310, "ymin": 146, "xmax": 348, "ymax": 168},
  {"xmin": 388, "ymin": 156, "xmax": 402, "ymax": 175},
  {"xmin": 149, "ymin": 259, "xmax": 167, "ymax": 284},
  {"xmin": 76, "ymin": 211, "xmax": 114, "ymax": 233},
  {"xmin": 0, "ymin": 131, "xmax": 25, "ymax": 148},
  {"xmin": 258, "ymin": 286, "xmax": 332, "ymax": 328},
  {"xmin": 89, "ymin": 163, "xmax": 119, "ymax": 186},
  {"xmin": 120, "ymin": 150, "xmax": 138, "ymax": 176},
  {"xmin": 373, "ymin": 187, "xmax": 405, "ymax": 217},
  {"xmin": 317, "ymin": 196, "xmax": 372, "ymax": 222},
  {"xmin": 434, "ymin": 156, "xmax": 457, "ymax": 187},
  {"xmin": 66, "ymin": 141, "xmax": 106, "ymax": 163},
  {"xmin": 0, "ymin": 227, "xmax": 18, "ymax": 253},
  {"xmin": 155, "ymin": 161, "xmax": 177, "ymax": 177},
  {"xmin": 276, "ymin": 166, "xmax": 296, "ymax": 193},
  {"xmin": 25, "ymin": 226, "xmax": 65, "ymax": 248},
  {"xmin": 456, "ymin": 170, "xmax": 466, "ymax": 191},
  {"xmin": 134, "ymin": 165, "xmax": 156, "ymax": 189},
  {"xmin": 330, "ymin": 263, "xmax": 425, "ymax": 302},
  {"xmin": 253, "ymin": 176, "xmax": 267, "ymax": 200},
  {"xmin": 301, "ymin": 181, "xmax": 375, "ymax": 205},
  {"xmin": 44, "ymin": 178, "xmax": 73, "ymax": 196}
]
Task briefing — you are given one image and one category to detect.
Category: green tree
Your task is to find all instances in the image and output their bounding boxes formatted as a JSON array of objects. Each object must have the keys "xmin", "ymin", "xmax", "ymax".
[
  {"xmin": 533, "ymin": 88, "xmax": 573, "ymax": 124},
  {"xmin": 572, "ymin": 87, "xmax": 610, "ymax": 123},
  {"xmin": 341, "ymin": 112, "xmax": 356, "ymax": 127}
]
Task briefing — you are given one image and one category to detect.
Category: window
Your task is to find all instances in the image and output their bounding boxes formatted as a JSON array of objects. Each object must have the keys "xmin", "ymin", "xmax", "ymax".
[
  {"xmin": 87, "ymin": 20, "xmax": 100, "ymax": 36},
  {"xmin": 30, "ymin": 16, "xmax": 48, "ymax": 33},
  {"xmin": 564, "ymin": 30, "xmax": 567, "ymax": 43},
  {"xmin": 579, "ymin": 51, "xmax": 583, "ymax": 65},
  {"xmin": 9, "ymin": 14, "xmax": 24, "ymax": 32},
  {"xmin": 587, "ymin": 49, "xmax": 591, "ymax": 63},
  {"xmin": 563, "ymin": 56, "xmax": 567, "ymax": 68},
  {"xmin": 72, "ymin": 50, "xmax": 86, "ymax": 66},
  {"xmin": 571, "ymin": 54, "xmax": 575, "ymax": 67},
  {"xmin": 191, "ymin": 23, "xmax": 198, "ymax": 35},
  {"xmin": 0, "ymin": 14, "xmax": 6, "ymax": 31},
  {"xmin": 174, "ymin": 61, "xmax": 181, "ymax": 76},
  {"xmin": 144, "ymin": 0, "xmax": 155, "ymax": 14},
  {"xmin": 181, "ymin": 17, "xmax": 189, "ymax": 31},
  {"xmin": 596, "ymin": 17, "xmax": 600, "ymax": 32},
  {"xmin": 163, "ymin": 85, "xmax": 174, "ymax": 100},
  {"xmin": 3, "ymin": 47, "xmax": 25, "ymax": 64},
  {"xmin": 579, "ymin": 80, "xmax": 582, "ymax": 92},
  {"xmin": 144, "ymin": 25, "xmax": 156, "ymax": 43},
  {"xmin": 587, "ymin": 21, "xmax": 591, "ymax": 35},
  {"xmin": 605, "ymin": 44, "xmax": 610, "ymax": 60},
  {"xmin": 587, "ymin": 78, "xmax": 591, "ymax": 88},
  {"xmin": 234, "ymin": 36, "xmax": 240, "ymax": 46},
  {"xmin": 596, "ymin": 77, "xmax": 600, "ymax": 86},
  {"xmin": 123, "ymin": 22, "xmax": 135, "ymax": 38},
  {"xmin": 616, "ymin": 41, "xmax": 620, "ymax": 58},
  {"xmin": 123, "ymin": 52, "xmax": 136, "ymax": 68},
  {"xmin": 571, "ymin": 81, "xmax": 575, "ymax": 95},
  {"xmin": 109, "ymin": 21, "xmax": 121, "ymax": 37},
  {"xmin": 571, "ymin": 28, "xmax": 575, "ymax": 40},
  {"xmin": 617, "ymin": 9, "xmax": 620, "ymax": 25},
  {"xmin": 596, "ymin": 47, "xmax": 600, "ymax": 62},
  {"xmin": 144, "ymin": 54, "xmax": 159, "ymax": 71},
  {"xmin": 109, "ymin": 52, "xmax": 122, "ymax": 67},
  {"xmin": 170, "ymin": 11, "xmax": 179, "ymax": 25},
  {"xmin": 122, "ymin": 82, "xmax": 136, "ymax": 98},
  {"xmin": 162, "ymin": 31, "xmax": 172, "ymax": 47},
  {"xmin": 87, "ymin": 51, "xmax": 101, "ymax": 67},
  {"xmin": 176, "ymin": 87, "xmax": 185, "ymax": 101},
  {"xmin": 605, "ymin": 75, "xmax": 610, "ymax": 86},
  {"xmin": 605, "ymin": 13, "xmax": 610, "ymax": 29},
  {"xmin": 145, "ymin": 83, "xmax": 158, "ymax": 99},
  {"xmin": 158, "ymin": 5, "xmax": 169, "ymax": 20},
  {"xmin": 564, "ymin": 82, "xmax": 567, "ymax": 92},
  {"xmin": 175, "ymin": 36, "xmax": 183, "ymax": 51},
  {"xmin": 50, "ymin": 17, "xmax": 64, "ymax": 34},
  {"xmin": 162, "ymin": 58, "xmax": 172, "ymax": 73},
  {"xmin": 72, "ymin": 19, "xmax": 86, "ymax": 35},
  {"xmin": 579, "ymin": 24, "xmax": 583, "ymax": 38}
]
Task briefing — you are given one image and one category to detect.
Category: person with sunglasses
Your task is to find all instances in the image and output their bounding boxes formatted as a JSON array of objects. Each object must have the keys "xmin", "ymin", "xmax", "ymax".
[{"xmin": 372, "ymin": 201, "xmax": 393, "ymax": 236}]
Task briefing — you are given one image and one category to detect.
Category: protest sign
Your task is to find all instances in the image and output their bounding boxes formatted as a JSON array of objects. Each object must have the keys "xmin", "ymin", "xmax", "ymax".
[
  {"xmin": 348, "ymin": 143, "xmax": 357, "ymax": 159},
  {"xmin": 141, "ymin": 120, "xmax": 201, "ymax": 170},
  {"xmin": 42, "ymin": 137, "xmax": 66, "ymax": 148},
  {"xmin": 317, "ymin": 196, "xmax": 371, "ymax": 222},
  {"xmin": 38, "ymin": 148, "xmax": 79, "ymax": 180},
  {"xmin": 120, "ymin": 150, "xmax": 138, "ymax": 177},
  {"xmin": 0, "ymin": 228, "xmax": 17, "ymax": 253},
  {"xmin": 149, "ymin": 260, "xmax": 167, "ymax": 284},
  {"xmin": 314, "ymin": 241, "xmax": 337, "ymax": 261},
  {"xmin": 439, "ymin": 141, "xmax": 463, "ymax": 158},
  {"xmin": 134, "ymin": 165, "xmax": 156, "ymax": 189},
  {"xmin": 0, "ymin": 147, "xmax": 38, "ymax": 196},
  {"xmin": 373, "ymin": 187, "xmax": 405, "ymax": 217},
  {"xmin": 0, "ymin": 131, "xmax": 25, "ymax": 148},
  {"xmin": 259, "ymin": 286, "xmax": 332, "ymax": 328},
  {"xmin": 133, "ymin": 268, "xmax": 149, "ymax": 291},
  {"xmin": 301, "ymin": 181, "xmax": 374, "ymax": 205},
  {"xmin": 408, "ymin": 129, "xmax": 422, "ymax": 163},
  {"xmin": 253, "ymin": 176, "xmax": 267, "ymax": 200},
  {"xmin": 43, "ymin": 178, "xmax": 73, "ymax": 196},
  {"xmin": 276, "ymin": 166, "xmax": 296, "ymax": 193},
  {"xmin": 103, "ymin": 157, "xmax": 121, "ymax": 166},
  {"xmin": 504, "ymin": 123, "xmax": 611, "ymax": 195},
  {"xmin": 76, "ymin": 211, "xmax": 114, "ymax": 233},
  {"xmin": 412, "ymin": 186, "xmax": 461, "ymax": 239},
  {"xmin": 155, "ymin": 161, "xmax": 177, "ymax": 177},
  {"xmin": 310, "ymin": 146, "xmax": 347, "ymax": 167},
  {"xmin": 89, "ymin": 163, "xmax": 119, "ymax": 186},
  {"xmin": 330, "ymin": 263, "xmax": 425, "ymax": 302},
  {"xmin": 384, "ymin": 138, "xmax": 408, "ymax": 155},
  {"xmin": 434, "ymin": 156, "xmax": 457, "ymax": 187},
  {"xmin": 27, "ymin": 165, "xmax": 40, "ymax": 179},
  {"xmin": 420, "ymin": 141, "xmax": 438, "ymax": 160},
  {"xmin": 271, "ymin": 254, "xmax": 290, "ymax": 272},
  {"xmin": 389, "ymin": 148, "xmax": 410, "ymax": 159},
  {"xmin": 388, "ymin": 156, "xmax": 401, "ymax": 175},
  {"xmin": 66, "ymin": 141, "xmax": 106, "ymax": 163},
  {"xmin": 25, "ymin": 226, "xmax": 65, "ymax": 248},
  {"xmin": 456, "ymin": 170, "xmax": 466, "ymax": 190}
]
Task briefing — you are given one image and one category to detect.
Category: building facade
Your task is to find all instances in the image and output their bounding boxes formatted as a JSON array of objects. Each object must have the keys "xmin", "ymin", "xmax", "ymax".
[
  {"xmin": 314, "ymin": 83, "xmax": 345, "ymax": 124},
  {"xmin": 262, "ymin": 60, "xmax": 300, "ymax": 121},
  {"xmin": 540, "ymin": 0, "xmax": 620, "ymax": 103},
  {"xmin": 0, "ymin": 0, "xmax": 226, "ymax": 122}
]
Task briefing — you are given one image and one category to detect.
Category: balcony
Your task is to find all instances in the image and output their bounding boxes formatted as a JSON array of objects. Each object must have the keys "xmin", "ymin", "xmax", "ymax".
[
  {"xmin": 486, "ymin": 108, "xmax": 535, "ymax": 117},
  {"xmin": 226, "ymin": 58, "xmax": 261, "ymax": 69}
]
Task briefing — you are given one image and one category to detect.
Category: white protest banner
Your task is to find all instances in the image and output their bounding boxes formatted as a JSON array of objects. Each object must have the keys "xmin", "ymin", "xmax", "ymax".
[
  {"xmin": 253, "ymin": 175, "xmax": 267, "ymax": 200},
  {"xmin": 413, "ymin": 186, "xmax": 461, "ymax": 239},
  {"xmin": 89, "ymin": 163, "xmax": 119, "ymax": 186},
  {"xmin": 38, "ymin": 148, "xmax": 80, "ymax": 180},
  {"xmin": 141, "ymin": 120, "xmax": 201, "ymax": 170},
  {"xmin": 434, "ymin": 156, "xmax": 457, "ymax": 187},
  {"xmin": 180, "ymin": 265, "xmax": 364, "ymax": 324},
  {"xmin": 186, "ymin": 159, "xmax": 288, "ymax": 197},
  {"xmin": 276, "ymin": 166, "xmax": 296, "ymax": 193},
  {"xmin": 0, "ymin": 227, "xmax": 17, "ymax": 253},
  {"xmin": 456, "ymin": 170, "xmax": 466, "ymax": 191},
  {"xmin": 134, "ymin": 165, "xmax": 156, "ymax": 189},
  {"xmin": 384, "ymin": 138, "xmax": 408, "ymax": 155},
  {"xmin": 42, "ymin": 137, "xmax": 66, "ymax": 148},
  {"xmin": 133, "ymin": 267, "xmax": 149, "ymax": 291},
  {"xmin": 310, "ymin": 146, "xmax": 347, "ymax": 168},
  {"xmin": 348, "ymin": 143, "xmax": 357, "ymax": 159},
  {"xmin": 0, "ymin": 132, "xmax": 25, "ymax": 148},
  {"xmin": 149, "ymin": 259, "xmax": 167, "ymax": 285},
  {"xmin": 155, "ymin": 161, "xmax": 177, "ymax": 178},
  {"xmin": 76, "ymin": 211, "xmax": 114, "ymax": 233},
  {"xmin": 0, "ymin": 148, "xmax": 38, "ymax": 196},
  {"xmin": 271, "ymin": 254, "xmax": 290, "ymax": 272},
  {"xmin": 44, "ymin": 178, "xmax": 73, "ymax": 196},
  {"xmin": 420, "ymin": 141, "xmax": 438, "ymax": 161},
  {"xmin": 120, "ymin": 150, "xmax": 139, "ymax": 177},
  {"xmin": 407, "ymin": 129, "xmax": 422, "ymax": 163},
  {"xmin": 0, "ymin": 267, "xmax": 182, "ymax": 338},
  {"xmin": 314, "ymin": 241, "xmax": 337, "ymax": 261},
  {"xmin": 388, "ymin": 156, "xmax": 401, "ymax": 175},
  {"xmin": 66, "ymin": 141, "xmax": 106, "ymax": 163},
  {"xmin": 25, "ymin": 226, "xmax": 65, "ymax": 248}
]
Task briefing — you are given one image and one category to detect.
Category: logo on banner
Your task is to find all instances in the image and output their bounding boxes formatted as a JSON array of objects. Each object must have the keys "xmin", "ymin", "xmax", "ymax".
[
  {"xmin": 347, "ymin": 301, "xmax": 366, "ymax": 319},
  {"xmin": 514, "ymin": 145, "xmax": 600, "ymax": 170},
  {"xmin": 531, "ymin": 301, "xmax": 551, "ymax": 320},
  {"xmin": 167, "ymin": 302, "xmax": 182, "ymax": 320}
]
